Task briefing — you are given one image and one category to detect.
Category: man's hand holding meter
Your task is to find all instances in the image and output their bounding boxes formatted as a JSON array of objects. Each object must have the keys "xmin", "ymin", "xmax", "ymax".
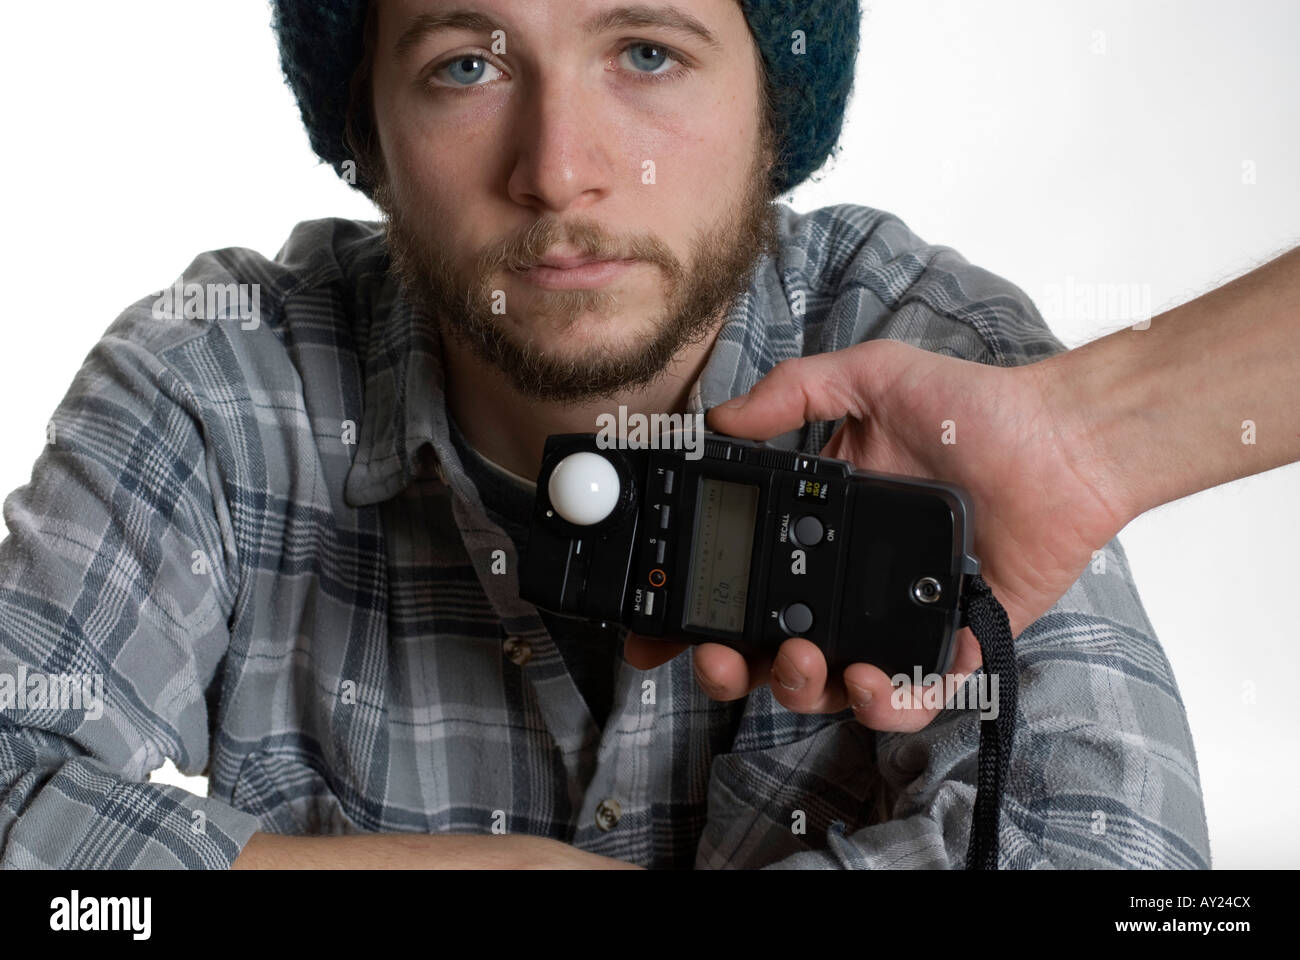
[{"xmin": 624, "ymin": 338, "xmax": 1129, "ymax": 732}]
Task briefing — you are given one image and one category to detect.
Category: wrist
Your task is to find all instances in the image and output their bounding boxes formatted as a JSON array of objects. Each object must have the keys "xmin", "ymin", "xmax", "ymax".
[{"xmin": 1023, "ymin": 347, "xmax": 1145, "ymax": 533}]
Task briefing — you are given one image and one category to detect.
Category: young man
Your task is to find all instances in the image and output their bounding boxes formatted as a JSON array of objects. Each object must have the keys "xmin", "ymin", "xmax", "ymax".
[{"xmin": 0, "ymin": 0, "xmax": 1210, "ymax": 868}]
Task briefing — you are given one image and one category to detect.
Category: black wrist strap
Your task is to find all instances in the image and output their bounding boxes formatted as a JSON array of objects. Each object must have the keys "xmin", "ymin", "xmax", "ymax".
[{"xmin": 956, "ymin": 573, "xmax": 1018, "ymax": 870}]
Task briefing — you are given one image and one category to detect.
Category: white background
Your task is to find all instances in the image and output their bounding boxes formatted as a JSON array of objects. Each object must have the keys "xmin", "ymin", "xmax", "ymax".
[{"xmin": 0, "ymin": 0, "xmax": 1295, "ymax": 868}]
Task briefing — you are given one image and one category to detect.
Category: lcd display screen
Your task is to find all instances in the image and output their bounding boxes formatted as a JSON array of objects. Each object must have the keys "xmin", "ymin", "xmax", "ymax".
[{"xmin": 685, "ymin": 478, "xmax": 759, "ymax": 634}]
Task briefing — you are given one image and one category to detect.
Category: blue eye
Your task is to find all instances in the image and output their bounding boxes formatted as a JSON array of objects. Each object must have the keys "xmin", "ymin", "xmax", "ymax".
[
  {"xmin": 432, "ymin": 55, "xmax": 503, "ymax": 88},
  {"xmin": 621, "ymin": 42, "xmax": 677, "ymax": 75}
]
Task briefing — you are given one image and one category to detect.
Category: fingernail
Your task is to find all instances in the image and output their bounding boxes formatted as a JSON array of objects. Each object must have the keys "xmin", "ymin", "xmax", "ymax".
[
  {"xmin": 719, "ymin": 393, "xmax": 749, "ymax": 410},
  {"xmin": 846, "ymin": 681, "xmax": 873, "ymax": 710},
  {"xmin": 772, "ymin": 653, "xmax": 805, "ymax": 691}
]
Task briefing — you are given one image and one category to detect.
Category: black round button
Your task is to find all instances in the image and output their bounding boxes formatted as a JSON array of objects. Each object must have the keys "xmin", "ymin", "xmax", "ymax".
[
  {"xmin": 780, "ymin": 602, "xmax": 814, "ymax": 636},
  {"xmin": 791, "ymin": 515, "xmax": 824, "ymax": 547}
]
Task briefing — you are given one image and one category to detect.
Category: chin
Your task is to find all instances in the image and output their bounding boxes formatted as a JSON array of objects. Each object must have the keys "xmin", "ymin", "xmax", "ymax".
[{"xmin": 512, "ymin": 302, "xmax": 658, "ymax": 347}]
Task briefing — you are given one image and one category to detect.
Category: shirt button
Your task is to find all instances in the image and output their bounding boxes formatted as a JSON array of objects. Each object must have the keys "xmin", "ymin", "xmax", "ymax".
[
  {"xmin": 503, "ymin": 636, "xmax": 532, "ymax": 666},
  {"xmin": 594, "ymin": 798, "xmax": 622, "ymax": 831}
]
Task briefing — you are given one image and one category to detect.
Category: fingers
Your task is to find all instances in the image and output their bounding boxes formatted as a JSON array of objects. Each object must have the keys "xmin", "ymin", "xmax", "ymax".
[
  {"xmin": 623, "ymin": 636, "xmax": 767, "ymax": 700},
  {"xmin": 841, "ymin": 627, "xmax": 984, "ymax": 732},
  {"xmin": 693, "ymin": 642, "xmax": 771, "ymax": 700},
  {"xmin": 704, "ymin": 354, "xmax": 849, "ymax": 440},
  {"xmin": 654, "ymin": 636, "xmax": 837, "ymax": 709},
  {"xmin": 625, "ymin": 631, "xmax": 771, "ymax": 701},
  {"xmin": 705, "ymin": 342, "xmax": 897, "ymax": 440},
  {"xmin": 767, "ymin": 637, "xmax": 845, "ymax": 714},
  {"xmin": 626, "ymin": 625, "xmax": 987, "ymax": 736}
]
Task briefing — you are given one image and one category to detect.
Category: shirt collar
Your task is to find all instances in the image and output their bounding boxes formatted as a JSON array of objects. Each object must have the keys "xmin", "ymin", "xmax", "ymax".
[
  {"xmin": 343, "ymin": 271, "xmax": 449, "ymax": 507},
  {"xmin": 344, "ymin": 210, "xmax": 795, "ymax": 508}
]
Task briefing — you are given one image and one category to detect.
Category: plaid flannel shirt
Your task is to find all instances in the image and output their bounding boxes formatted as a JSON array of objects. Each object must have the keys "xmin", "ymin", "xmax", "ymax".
[{"xmin": 0, "ymin": 202, "xmax": 1211, "ymax": 868}]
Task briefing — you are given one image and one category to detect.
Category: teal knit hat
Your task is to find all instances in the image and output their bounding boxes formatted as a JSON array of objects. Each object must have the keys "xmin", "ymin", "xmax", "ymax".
[{"xmin": 270, "ymin": 0, "xmax": 861, "ymax": 199}]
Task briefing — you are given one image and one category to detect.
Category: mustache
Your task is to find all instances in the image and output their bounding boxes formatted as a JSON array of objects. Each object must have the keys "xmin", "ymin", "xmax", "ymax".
[{"xmin": 478, "ymin": 218, "xmax": 676, "ymax": 276}]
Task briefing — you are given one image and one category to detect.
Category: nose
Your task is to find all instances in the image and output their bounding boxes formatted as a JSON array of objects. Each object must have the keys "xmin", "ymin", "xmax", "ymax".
[{"xmin": 506, "ymin": 74, "xmax": 617, "ymax": 212}]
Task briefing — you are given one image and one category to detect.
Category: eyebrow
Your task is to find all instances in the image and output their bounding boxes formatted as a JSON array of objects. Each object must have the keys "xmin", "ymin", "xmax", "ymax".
[
  {"xmin": 583, "ymin": 5, "xmax": 722, "ymax": 49},
  {"xmin": 394, "ymin": 4, "xmax": 723, "ymax": 59}
]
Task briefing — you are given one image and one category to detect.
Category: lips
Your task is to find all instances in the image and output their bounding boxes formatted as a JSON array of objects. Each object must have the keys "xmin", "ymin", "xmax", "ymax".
[
  {"xmin": 535, "ymin": 254, "xmax": 612, "ymax": 269},
  {"xmin": 516, "ymin": 256, "xmax": 636, "ymax": 290}
]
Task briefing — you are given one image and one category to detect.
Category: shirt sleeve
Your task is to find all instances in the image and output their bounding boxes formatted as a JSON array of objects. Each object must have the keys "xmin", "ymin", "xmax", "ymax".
[{"xmin": 0, "ymin": 306, "xmax": 263, "ymax": 868}]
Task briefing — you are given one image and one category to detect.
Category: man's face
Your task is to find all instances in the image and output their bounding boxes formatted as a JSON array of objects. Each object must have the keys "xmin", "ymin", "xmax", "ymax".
[{"xmin": 367, "ymin": 0, "xmax": 780, "ymax": 404}]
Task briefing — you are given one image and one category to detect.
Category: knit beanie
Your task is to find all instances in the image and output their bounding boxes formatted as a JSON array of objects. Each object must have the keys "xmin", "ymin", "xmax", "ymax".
[{"xmin": 270, "ymin": 0, "xmax": 860, "ymax": 200}]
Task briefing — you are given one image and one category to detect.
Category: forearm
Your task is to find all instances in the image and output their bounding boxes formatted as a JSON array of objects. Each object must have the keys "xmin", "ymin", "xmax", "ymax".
[
  {"xmin": 1037, "ymin": 245, "xmax": 1300, "ymax": 523},
  {"xmin": 231, "ymin": 831, "xmax": 641, "ymax": 869}
]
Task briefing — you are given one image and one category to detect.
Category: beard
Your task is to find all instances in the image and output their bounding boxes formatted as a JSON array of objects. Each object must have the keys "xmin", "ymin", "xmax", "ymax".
[{"xmin": 372, "ymin": 128, "xmax": 780, "ymax": 405}]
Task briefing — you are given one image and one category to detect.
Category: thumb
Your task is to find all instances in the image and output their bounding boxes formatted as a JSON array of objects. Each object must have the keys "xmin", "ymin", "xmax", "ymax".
[{"xmin": 705, "ymin": 349, "xmax": 872, "ymax": 441}]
